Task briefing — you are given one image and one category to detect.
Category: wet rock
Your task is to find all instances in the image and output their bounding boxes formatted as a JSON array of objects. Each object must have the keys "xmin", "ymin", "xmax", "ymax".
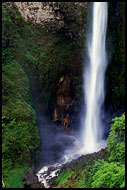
[
  {"xmin": 22, "ymin": 167, "xmax": 39, "ymax": 188},
  {"xmin": 54, "ymin": 75, "xmax": 75, "ymax": 129}
]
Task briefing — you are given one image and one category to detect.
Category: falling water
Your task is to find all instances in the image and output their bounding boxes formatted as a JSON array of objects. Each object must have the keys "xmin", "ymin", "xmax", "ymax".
[
  {"xmin": 81, "ymin": 2, "xmax": 108, "ymax": 153},
  {"xmin": 36, "ymin": 2, "xmax": 108, "ymax": 187}
]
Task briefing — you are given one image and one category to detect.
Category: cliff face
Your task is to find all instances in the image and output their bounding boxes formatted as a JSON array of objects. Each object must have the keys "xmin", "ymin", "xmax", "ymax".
[
  {"xmin": 15, "ymin": 2, "xmax": 89, "ymax": 37},
  {"xmin": 2, "ymin": 2, "xmax": 125, "ymax": 131},
  {"xmin": 2, "ymin": 2, "xmax": 90, "ymax": 129},
  {"xmin": 15, "ymin": 2, "xmax": 64, "ymax": 27},
  {"xmin": 2, "ymin": 2, "xmax": 125, "ymax": 188},
  {"xmin": 105, "ymin": 2, "xmax": 125, "ymax": 110}
]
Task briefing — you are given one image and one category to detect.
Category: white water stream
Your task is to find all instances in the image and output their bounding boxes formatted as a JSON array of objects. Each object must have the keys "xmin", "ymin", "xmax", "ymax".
[
  {"xmin": 80, "ymin": 2, "xmax": 108, "ymax": 153},
  {"xmin": 37, "ymin": 2, "xmax": 108, "ymax": 187}
]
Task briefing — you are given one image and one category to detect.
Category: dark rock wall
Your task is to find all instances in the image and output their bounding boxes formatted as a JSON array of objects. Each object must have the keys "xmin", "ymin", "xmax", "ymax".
[{"xmin": 105, "ymin": 2, "xmax": 125, "ymax": 111}]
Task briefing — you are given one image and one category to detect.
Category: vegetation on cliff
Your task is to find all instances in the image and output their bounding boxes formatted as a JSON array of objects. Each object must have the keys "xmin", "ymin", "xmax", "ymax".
[
  {"xmin": 2, "ymin": 4, "xmax": 40, "ymax": 188},
  {"xmin": 2, "ymin": 2, "xmax": 125, "ymax": 188},
  {"xmin": 2, "ymin": 2, "xmax": 88, "ymax": 187}
]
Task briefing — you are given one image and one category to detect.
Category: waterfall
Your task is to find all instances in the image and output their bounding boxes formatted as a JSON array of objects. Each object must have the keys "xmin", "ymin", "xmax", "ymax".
[
  {"xmin": 81, "ymin": 2, "xmax": 108, "ymax": 153},
  {"xmin": 36, "ymin": 3, "xmax": 108, "ymax": 187}
]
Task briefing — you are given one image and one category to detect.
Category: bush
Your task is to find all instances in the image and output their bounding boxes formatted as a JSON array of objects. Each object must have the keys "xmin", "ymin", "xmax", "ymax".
[
  {"xmin": 2, "ymin": 118, "xmax": 32, "ymax": 164},
  {"xmin": 107, "ymin": 113, "xmax": 125, "ymax": 163},
  {"xmin": 91, "ymin": 114, "xmax": 125, "ymax": 188},
  {"xmin": 81, "ymin": 113, "xmax": 125, "ymax": 188},
  {"xmin": 4, "ymin": 166, "xmax": 29, "ymax": 188},
  {"xmin": 55, "ymin": 171, "xmax": 75, "ymax": 187},
  {"xmin": 92, "ymin": 162, "xmax": 125, "ymax": 188},
  {"xmin": 81, "ymin": 159, "xmax": 106, "ymax": 188}
]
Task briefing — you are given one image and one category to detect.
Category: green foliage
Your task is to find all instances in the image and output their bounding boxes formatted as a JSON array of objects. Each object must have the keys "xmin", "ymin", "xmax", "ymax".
[
  {"xmin": 108, "ymin": 114, "xmax": 125, "ymax": 145},
  {"xmin": 81, "ymin": 159, "xmax": 106, "ymax": 188},
  {"xmin": 56, "ymin": 171, "xmax": 75, "ymax": 187},
  {"xmin": 2, "ymin": 59, "xmax": 30, "ymax": 103},
  {"xmin": 2, "ymin": 2, "xmax": 125, "ymax": 188},
  {"xmin": 107, "ymin": 113, "xmax": 125, "ymax": 163},
  {"xmin": 92, "ymin": 162, "xmax": 125, "ymax": 188},
  {"xmin": 25, "ymin": 50, "xmax": 38, "ymax": 65},
  {"xmin": 2, "ymin": 2, "xmax": 87, "ymax": 114},
  {"xmin": 90, "ymin": 114, "xmax": 125, "ymax": 188},
  {"xmin": 53, "ymin": 150, "xmax": 109, "ymax": 188},
  {"xmin": 2, "ymin": 118, "xmax": 37, "ymax": 164},
  {"xmin": 4, "ymin": 165, "xmax": 29, "ymax": 188},
  {"xmin": 53, "ymin": 114, "xmax": 125, "ymax": 188},
  {"xmin": 2, "ymin": 5, "xmax": 40, "ymax": 187}
]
